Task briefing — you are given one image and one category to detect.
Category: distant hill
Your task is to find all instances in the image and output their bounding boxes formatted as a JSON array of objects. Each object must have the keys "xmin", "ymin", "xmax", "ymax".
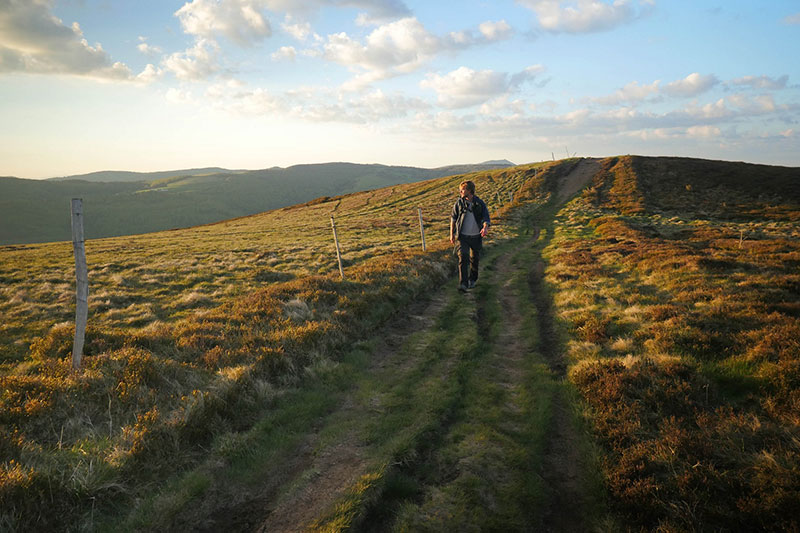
[
  {"xmin": 1, "ymin": 160, "xmax": 515, "ymax": 244},
  {"xmin": 47, "ymin": 167, "xmax": 239, "ymax": 183}
]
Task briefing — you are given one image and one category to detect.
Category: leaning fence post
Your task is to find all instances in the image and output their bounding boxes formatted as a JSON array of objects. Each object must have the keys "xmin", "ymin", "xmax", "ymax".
[
  {"xmin": 330, "ymin": 215, "xmax": 344, "ymax": 280},
  {"xmin": 71, "ymin": 198, "xmax": 88, "ymax": 370},
  {"xmin": 418, "ymin": 207, "xmax": 427, "ymax": 252}
]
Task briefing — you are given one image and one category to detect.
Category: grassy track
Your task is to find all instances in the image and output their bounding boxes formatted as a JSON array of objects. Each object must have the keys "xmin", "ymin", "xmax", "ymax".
[
  {"xmin": 224, "ymin": 170, "xmax": 606, "ymax": 531},
  {"xmin": 90, "ymin": 163, "xmax": 609, "ymax": 531}
]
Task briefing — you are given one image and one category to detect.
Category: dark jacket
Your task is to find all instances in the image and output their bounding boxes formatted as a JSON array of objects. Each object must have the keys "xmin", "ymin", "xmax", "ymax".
[{"xmin": 451, "ymin": 195, "xmax": 491, "ymax": 239}]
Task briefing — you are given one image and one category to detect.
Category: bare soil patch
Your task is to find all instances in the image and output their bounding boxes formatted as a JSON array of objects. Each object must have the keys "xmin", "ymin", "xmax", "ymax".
[{"xmin": 559, "ymin": 158, "xmax": 601, "ymax": 201}]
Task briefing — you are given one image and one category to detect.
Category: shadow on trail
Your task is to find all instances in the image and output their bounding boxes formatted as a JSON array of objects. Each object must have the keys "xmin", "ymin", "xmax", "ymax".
[
  {"xmin": 522, "ymin": 187, "xmax": 601, "ymax": 532},
  {"xmin": 524, "ymin": 200, "xmax": 565, "ymax": 378}
]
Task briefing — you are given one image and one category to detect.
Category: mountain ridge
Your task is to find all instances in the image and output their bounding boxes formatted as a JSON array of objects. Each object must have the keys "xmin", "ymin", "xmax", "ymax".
[
  {"xmin": 1, "ymin": 160, "xmax": 516, "ymax": 245},
  {"xmin": 42, "ymin": 160, "xmax": 516, "ymax": 183}
]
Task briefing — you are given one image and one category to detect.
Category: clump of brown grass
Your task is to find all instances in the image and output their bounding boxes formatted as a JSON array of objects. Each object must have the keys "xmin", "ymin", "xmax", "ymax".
[{"xmin": 572, "ymin": 358, "xmax": 800, "ymax": 531}]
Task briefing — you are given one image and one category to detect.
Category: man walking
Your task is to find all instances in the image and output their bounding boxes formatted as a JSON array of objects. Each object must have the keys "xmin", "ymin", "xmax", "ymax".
[{"xmin": 450, "ymin": 180, "xmax": 491, "ymax": 292}]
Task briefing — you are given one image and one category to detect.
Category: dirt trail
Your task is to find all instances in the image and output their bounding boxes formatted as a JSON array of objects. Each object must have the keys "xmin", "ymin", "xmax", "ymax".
[
  {"xmin": 253, "ymin": 291, "xmax": 450, "ymax": 532},
  {"xmin": 491, "ymin": 242, "xmax": 531, "ymax": 420},
  {"xmin": 528, "ymin": 256, "xmax": 591, "ymax": 532},
  {"xmin": 206, "ymin": 161, "xmax": 601, "ymax": 531},
  {"xmin": 559, "ymin": 157, "xmax": 601, "ymax": 201}
]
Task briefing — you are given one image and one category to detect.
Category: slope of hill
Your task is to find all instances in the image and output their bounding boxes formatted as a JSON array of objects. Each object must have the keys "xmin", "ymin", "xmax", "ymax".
[
  {"xmin": 548, "ymin": 155, "xmax": 800, "ymax": 530},
  {"xmin": 1, "ymin": 156, "xmax": 798, "ymax": 531},
  {"xmin": 0, "ymin": 158, "xmax": 542, "ymax": 530},
  {"xmin": 0, "ymin": 161, "xmax": 515, "ymax": 245},
  {"xmin": 47, "ymin": 167, "xmax": 237, "ymax": 183}
]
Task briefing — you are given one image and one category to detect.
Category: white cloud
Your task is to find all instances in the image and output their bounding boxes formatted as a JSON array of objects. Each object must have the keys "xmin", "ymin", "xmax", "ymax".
[
  {"xmin": 518, "ymin": 0, "xmax": 654, "ymax": 33},
  {"xmin": 421, "ymin": 65, "xmax": 544, "ymax": 108},
  {"xmin": 256, "ymin": 0, "xmax": 410, "ymax": 25},
  {"xmin": 663, "ymin": 72, "xmax": 718, "ymax": 97},
  {"xmin": 727, "ymin": 94, "xmax": 780, "ymax": 114},
  {"xmin": 318, "ymin": 17, "xmax": 514, "ymax": 89},
  {"xmin": 322, "ymin": 17, "xmax": 440, "ymax": 86},
  {"xmin": 442, "ymin": 20, "xmax": 514, "ymax": 47},
  {"xmin": 137, "ymin": 37, "xmax": 163, "ymax": 56},
  {"xmin": 292, "ymin": 88, "xmax": 427, "ymax": 122},
  {"xmin": 678, "ymin": 99, "xmax": 730, "ymax": 121},
  {"xmin": 162, "ymin": 39, "xmax": 220, "ymax": 81},
  {"xmin": 281, "ymin": 16, "xmax": 314, "ymax": 40},
  {"xmin": 0, "ymin": 0, "xmax": 140, "ymax": 81},
  {"xmin": 166, "ymin": 87, "xmax": 197, "ymax": 104},
  {"xmin": 479, "ymin": 20, "xmax": 514, "ymax": 41},
  {"xmin": 271, "ymin": 45, "xmax": 297, "ymax": 61},
  {"xmin": 480, "ymin": 96, "xmax": 529, "ymax": 116},
  {"xmin": 730, "ymin": 75, "xmax": 788, "ymax": 90},
  {"xmin": 591, "ymin": 80, "xmax": 660, "ymax": 105},
  {"xmin": 782, "ymin": 13, "xmax": 800, "ymax": 25},
  {"xmin": 179, "ymin": 82, "xmax": 427, "ymax": 123},
  {"xmin": 686, "ymin": 125, "xmax": 720, "ymax": 138},
  {"xmin": 229, "ymin": 88, "xmax": 283, "ymax": 115},
  {"xmin": 175, "ymin": 0, "xmax": 272, "ymax": 46},
  {"xmin": 349, "ymin": 0, "xmax": 413, "ymax": 25},
  {"xmin": 136, "ymin": 63, "xmax": 162, "ymax": 83}
]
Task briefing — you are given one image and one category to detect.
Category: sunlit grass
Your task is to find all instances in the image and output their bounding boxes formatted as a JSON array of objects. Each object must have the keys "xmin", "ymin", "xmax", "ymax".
[
  {"xmin": 0, "ymin": 162, "xmax": 548, "ymax": 530},
  {"xmin": 547, "ymin": 155, "xmax": 800, "ymax": 530}
]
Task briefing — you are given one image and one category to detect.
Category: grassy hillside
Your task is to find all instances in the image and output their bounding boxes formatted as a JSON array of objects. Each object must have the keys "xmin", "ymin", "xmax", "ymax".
[
  {"xmin": 0, "ymin": 161, "xmax": 514, "ymax": 245},
  {"xmin": 48, "ymin": 167, "xmax": 237, "ymax": 183},
  {"xmin": 1, "ymin": 155, "xmax": 798, "ymax": 531},
  {"xmin": 548, "ymin": 156, "xmax": 800, "ymax": 530},
  {"xmin": 0, "ymin": 160, "xmax": 541, "ymax": 530}
]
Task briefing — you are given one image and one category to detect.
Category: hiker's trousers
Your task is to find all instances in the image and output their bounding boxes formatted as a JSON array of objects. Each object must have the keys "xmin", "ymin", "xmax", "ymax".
[{"xmin": 458, "ymin": 234, "xmax": 482, "ymax": 285}]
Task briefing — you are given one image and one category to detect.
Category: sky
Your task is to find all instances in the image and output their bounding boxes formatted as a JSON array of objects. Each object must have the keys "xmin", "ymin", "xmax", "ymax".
[{"xmin": 1, "ymin": 0, "xmax": 799, "ymax": 179}]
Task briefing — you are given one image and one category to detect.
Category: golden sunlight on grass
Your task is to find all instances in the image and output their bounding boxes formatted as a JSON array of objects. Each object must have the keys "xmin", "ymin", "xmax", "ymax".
[{"xmin": 549, "ymin": 155, "xmax": 800, "ymax": 531}]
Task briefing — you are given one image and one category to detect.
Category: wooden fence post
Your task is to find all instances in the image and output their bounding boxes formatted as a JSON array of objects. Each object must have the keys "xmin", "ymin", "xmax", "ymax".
[
  {"xmin": 330, "ymin": 215, "xmax": 344, "ymax": 280},
  {"xmin": 418, "ymin": 207, "xmax": 427, "ymax": 252},
  {"xmin": 71, "ymin": 198, "xmax": 88, "ymax": 370}
]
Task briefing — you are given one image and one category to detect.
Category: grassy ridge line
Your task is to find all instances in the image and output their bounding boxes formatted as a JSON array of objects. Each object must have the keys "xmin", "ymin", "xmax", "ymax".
[
  {"xmin": 1, "ymin": 162, "xmax": 516, "ymax": 245},
  {"xmin": 0, "ymin": 164, "xmax": 539, "ymax": 364},
  {"xmin": 547, "ymin": 156, "xmax": 800, "ymax": 530}
]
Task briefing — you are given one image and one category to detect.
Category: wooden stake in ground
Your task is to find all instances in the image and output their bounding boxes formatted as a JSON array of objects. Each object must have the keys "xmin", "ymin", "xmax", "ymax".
[
  {"xmin": 330, "ymin": 215, "xmax": 344, "ymax": 280},
  {"xmin": 418, "ymin": 207, "xmax": 427, "ymax": 252},
  {"xmin": 71, "ymin": 198, "xmax": 88, "ymax": 370}
]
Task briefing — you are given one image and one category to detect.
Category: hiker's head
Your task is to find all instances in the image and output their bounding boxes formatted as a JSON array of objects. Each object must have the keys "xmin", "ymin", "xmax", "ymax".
[{"xmin": 459, "ymin": 180, "xmax": 475, "ymax": 199}]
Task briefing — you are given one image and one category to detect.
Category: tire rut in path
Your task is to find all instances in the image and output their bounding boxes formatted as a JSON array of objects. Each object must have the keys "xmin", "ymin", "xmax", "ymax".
[{"xmin": 528, "ymin": 253, "xmax": 591, "ymax": 532}]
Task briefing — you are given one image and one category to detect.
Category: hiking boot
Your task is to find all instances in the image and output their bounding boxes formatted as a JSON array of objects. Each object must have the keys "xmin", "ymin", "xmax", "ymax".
[
  {"xmin": 458, "ymin": 283, "xmax": 468, "ymax": 292},
  {"xmin": 468, "ymin": 280, "xmax": 476, "ymax": 289}
]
